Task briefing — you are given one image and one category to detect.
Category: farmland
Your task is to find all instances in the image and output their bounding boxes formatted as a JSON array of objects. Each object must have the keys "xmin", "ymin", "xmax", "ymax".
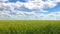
[{"xmin": 0, "ymin": 20, "xmax": 60, "ymax": 34}]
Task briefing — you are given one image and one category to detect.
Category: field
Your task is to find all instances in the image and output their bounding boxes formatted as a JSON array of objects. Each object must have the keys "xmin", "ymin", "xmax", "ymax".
[{"xmin": 0, "ymin": 20, "xmax": 60, "ymax": 34}]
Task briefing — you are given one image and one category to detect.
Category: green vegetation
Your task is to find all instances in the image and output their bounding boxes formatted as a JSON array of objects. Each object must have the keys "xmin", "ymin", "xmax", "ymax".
[{"xmin": 0, "ymin": 20, "xmax": 60, "ymax": 34}]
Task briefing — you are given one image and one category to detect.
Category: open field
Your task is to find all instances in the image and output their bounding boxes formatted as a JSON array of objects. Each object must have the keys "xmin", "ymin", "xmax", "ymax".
[{"xmin": 0, "ymin": 20, "xmax": 60, "ymax": 34}]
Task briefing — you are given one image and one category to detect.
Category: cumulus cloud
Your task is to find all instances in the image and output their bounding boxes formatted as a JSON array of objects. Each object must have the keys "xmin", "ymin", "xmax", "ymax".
[
  {"xmin": 36, "ymin": 11, "xmax": 60, "ymax": 20},
  {"xmin": 24, "ymin": 0, "xmax": 59, "ymax": 9},
  {"xmin": 0, "ymin": 0, "xmax": 60, "ymax": 20}
]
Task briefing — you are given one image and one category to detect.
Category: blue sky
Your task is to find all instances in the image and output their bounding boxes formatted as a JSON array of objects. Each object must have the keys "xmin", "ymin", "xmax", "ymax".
[
  {"xmin": 8, "ymin": 0, "xmax": 27, "ymax": 2},
  {"xmin": 0, "ymin": 0, "xmax": 60, "ymax": 20}
]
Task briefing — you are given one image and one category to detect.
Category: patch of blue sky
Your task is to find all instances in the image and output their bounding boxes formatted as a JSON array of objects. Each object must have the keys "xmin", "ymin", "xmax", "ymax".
[
  {"xmin": 19, "ymin": 0, "xmax": 27, "ymax": 2},
  {"xmin": 42, "ymin": 0, "xmax": 47, "ymax": 2},
  {"xmin": 8, "ymin": 0, "xmax": 17, "ymax": 3},
  {"xmin": 8, "ymin": 0, "xmax": 27, "ymax": 3}
]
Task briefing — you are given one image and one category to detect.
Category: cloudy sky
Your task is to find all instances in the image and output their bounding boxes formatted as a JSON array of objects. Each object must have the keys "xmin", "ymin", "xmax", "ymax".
[{"xmin": 0, "ymin": 0, "xmax": 60, "ymax": 20}]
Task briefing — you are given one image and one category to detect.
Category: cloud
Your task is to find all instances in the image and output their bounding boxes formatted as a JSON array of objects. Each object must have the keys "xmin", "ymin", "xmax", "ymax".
[
  {"xmin": 0, "ymin": 0, "xmax": 60, "ymax": 20},
  {"xmin": 23, "ymin": 0, "xmax": 59, "ymax": 9},
  {"xmin": 36, "ymin": 11, "xmax": 60, "ymax": 20},
  {"xmin": 54, "ymin": 0, "xmax": 60, "ymax": 2}
]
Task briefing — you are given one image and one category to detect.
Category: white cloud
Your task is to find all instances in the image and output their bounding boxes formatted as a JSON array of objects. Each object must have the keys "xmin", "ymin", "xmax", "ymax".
[
  {"xmin": 36, "ymin": 11, "xmax": 60, "ymax": 20},
  {"xmin": 23, "ymin": 0, "xmax": 59, "ymax": 9},
  {"xmin": 0, "ymin": 0, "xmax": 60, "ymax": 20},
  {"xmin": 43, "ymin": 0, "xmax": 57, "ymax": 8},
  {"xmin": 54, "ymin": 0, "xmax": 60, "ymax": 2}
]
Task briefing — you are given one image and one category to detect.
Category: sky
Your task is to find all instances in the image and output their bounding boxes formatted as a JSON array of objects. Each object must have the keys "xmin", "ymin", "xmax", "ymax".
[{"xmin": 0, "ymin": 0, "xmax": 60, "ymax": 20}]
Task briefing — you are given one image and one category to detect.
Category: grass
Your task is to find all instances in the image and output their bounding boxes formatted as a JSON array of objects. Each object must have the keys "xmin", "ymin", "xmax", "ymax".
[{"xmin": 0, "ymin": 20, "xmax": 60, "ymax": 34}]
